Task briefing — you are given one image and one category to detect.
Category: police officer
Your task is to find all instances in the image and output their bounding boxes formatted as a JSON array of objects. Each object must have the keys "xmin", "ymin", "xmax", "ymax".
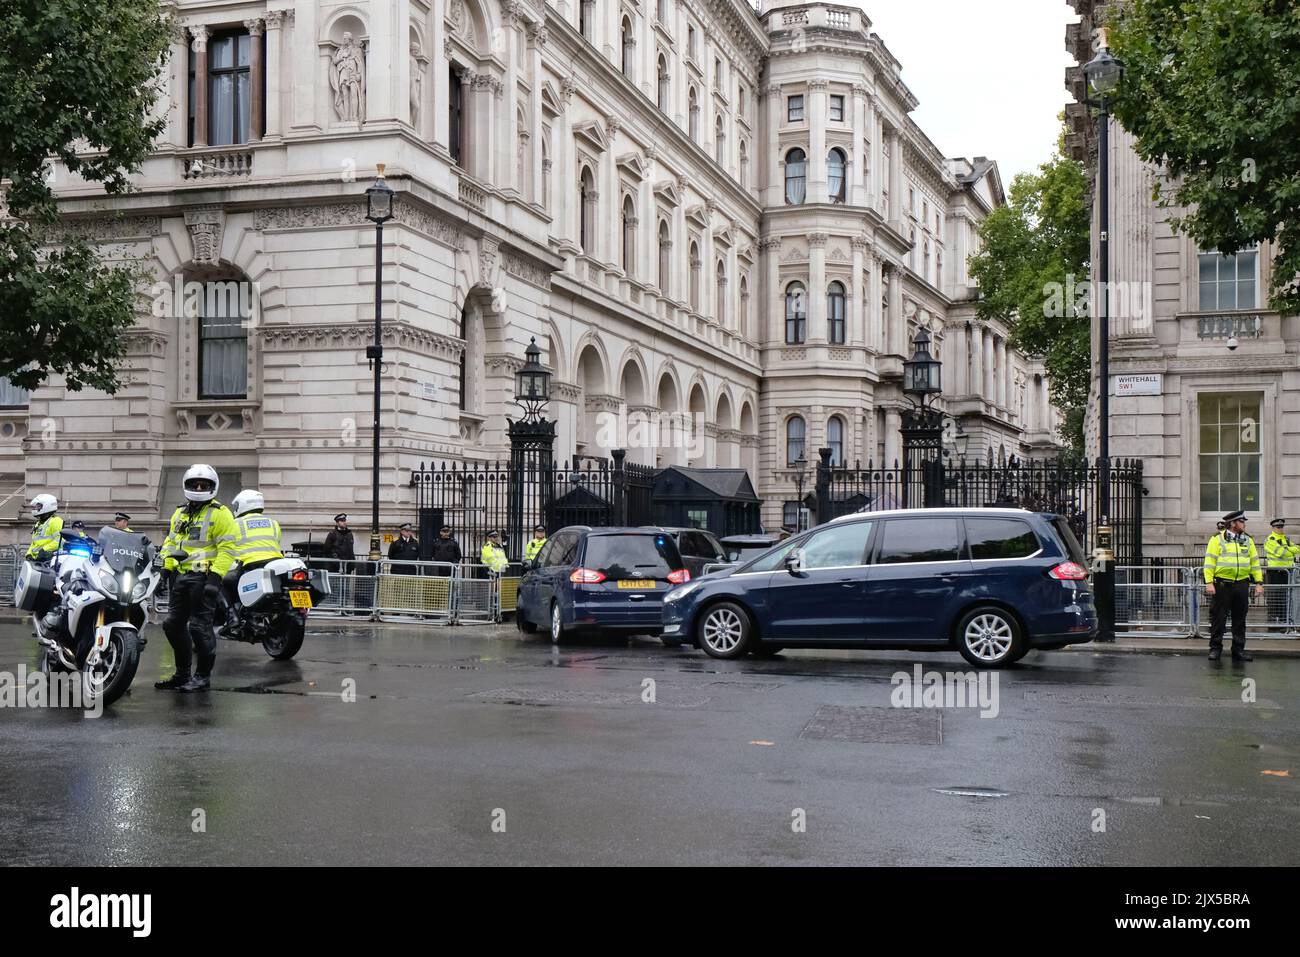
[
  {"xmin": 428, "ymin": 524, "xmax": 462, "ymax": 574},
  {"xmin": 387, "ymin": 522, "xmax": 420, "ymax": 576},
  {"xmin": 113, "ymin": 512, "xmax": 132, "ymax": 532},
  {"xmin": 524, "ymin": 524, "xmax": 548, "ymax": 564},
  {"xmin": 1203, "ymin": 509, "xmax": 1264, "ymax": 662},
  {"xmin": 1263, "ymin": 518, "xmax": 1299, "ymax": 626},
  {"xmin": 26, "ymin": 494, "xmax": 62, "ymax": 561},
  {"xmin": 156, "ymin": 464, "xmax": 237, "ymax": 692},
  {"xmin": 480, "ymin": 529, "xmax": 509, "ymax": 575},
  {"xmin": 220, "ymin": 489, "xmax": 284, "ymax": 637}
]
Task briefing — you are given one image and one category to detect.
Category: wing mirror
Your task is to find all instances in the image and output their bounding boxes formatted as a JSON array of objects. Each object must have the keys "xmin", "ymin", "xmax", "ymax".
[{"xmin": 785, "ymin": 548, "xmax": 806, "ymax": 576}]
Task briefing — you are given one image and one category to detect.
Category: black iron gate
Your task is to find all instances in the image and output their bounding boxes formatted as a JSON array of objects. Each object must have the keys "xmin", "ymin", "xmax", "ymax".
[
  {"xmin": 410, "ymin": 450, "xmax": 656, "ymax": 562},
  {"xmin": 815, "ymin": 449, "xmax": 1144, "ymax": 564}
]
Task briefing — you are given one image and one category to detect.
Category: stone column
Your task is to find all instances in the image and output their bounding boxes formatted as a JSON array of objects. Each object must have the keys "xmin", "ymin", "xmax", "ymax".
[
  {"xmin": 701, "ymin": 200, "xmax": 716, "ymax": 318},
  {"xmin": 640, "ymin": 149, "xmax": 656, "ymax": 284},
  {"xmin": 766, "ymin": 84, "xmax": 782, "ymax": 206},
  {"xmin": 951, "ymin": 324, "xmax": 968, "ymax": 395},
  {"xmin": 808, "ymin": 79, "xmax": 828, "ymax": 204},
  {"xmin": 432, "ymin": 2, "xmax": 450, "ymax": 149},
  {"xmin": 245, "ymin": 19, "xmax": 265, "ymax": 142},
  {"xmin": 763, "ymin": 237, "xmax": 781, "ymax": 345},
  {"xmin": 263, "ymin": 11, "xmax": 285, "ymax": 140},
  {"xmin": 852, "ymin": 84, "xmax": 870, "ymax": 206},
  {"xmin": 887, "ymin": 264, "xmax": 904, "ymax": 356},
  {"xmin": 603, "ymin": 118, "xmax": 620, "ymax": 267},
  {"xmin": 884, "ymin": 408, "xmax": 902, "ymax": 467},
  {"xmin": 995, "ymin": 337, "xmax": 1008, "ymax": 408},
  {"xmin": 887, "ymin": 126, "xmax": 903, "ymax": 226},
  {"xmin": 808, "ymin": 232, "xmax": 828, "ymax": 342},
  {"xmin": 529, "ymin": 24, "xmax": 546, "ymax": 202},
  {"xmin": 850, "ymin": 236, "xmax": 868, "ymax": 346},
  {"xmin": 165, "ymin": 20, "xmax": 188, "ymax": 147},
  {"xmin": 868, "ymin": 251, "xmax": 884, "ymax": 352},
  {"xmin": 727, "ymin": 242, "xmax": 740, "ymax": 331},
  {"xmin": 983, "ymin": 328, "xmax": 995, "ymax": 399},
  {"xmin": 674, "ymin": 184, "xmax": 689, "ymax": 304},
  {"xmin": 970, "ymin": 324, "xmax": 984, "ymax": 401},
  {"xmin": 191, "ymin": 26, "xmax": 210, "ymax": 147}
]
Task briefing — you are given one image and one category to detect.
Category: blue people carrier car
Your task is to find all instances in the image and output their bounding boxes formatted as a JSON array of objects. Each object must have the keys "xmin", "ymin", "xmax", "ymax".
[
  {"xmin": 660, "ymin": 508, "xmax": 1097, "ymax": 668},
  {"xmin": 516, "ymin": 527, "xmax": 691, "ymax": 642}
]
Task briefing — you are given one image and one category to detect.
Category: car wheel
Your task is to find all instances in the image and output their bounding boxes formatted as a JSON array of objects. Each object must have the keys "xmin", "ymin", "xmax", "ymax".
[
  {"xmin": 698, "ymin": 601, "xmax": 752, "ymax": 660},
  {"xmin": 550, "ymin": 602, "xmax": 566, "ymax": 645},
  {"xmin": 956, "ymin": 606, "xmax": 1024, "ymax": 669}
]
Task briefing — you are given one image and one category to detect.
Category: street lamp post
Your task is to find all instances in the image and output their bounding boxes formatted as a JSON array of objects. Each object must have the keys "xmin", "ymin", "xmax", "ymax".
[
  {"xmin": 1084, "ymin": 37, "xmax": 1125, "ymax": 642},
  {"xmin": 506, "ymin": 338, "xmax": 555, "ymax": 559},
  {"xmin": 901, "ymin": 328, "xmax": 947, "ymax": 508},
  {"xmin": 792, "ymin": 454, "xmax": 808, "ymax": 531},
  {"xmin": 364, "ymin": 165, "xmax": 394, "ymax": 563}
]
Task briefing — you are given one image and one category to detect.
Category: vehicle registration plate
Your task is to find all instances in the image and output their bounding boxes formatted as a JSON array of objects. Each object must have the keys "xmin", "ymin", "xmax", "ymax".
[
  {"xmin": 289, "ymin": 589, "xmax": 313, "ymax": 609},
  {"xmin": 618, "ymin": 580, "xmax": 656, "ymax": 589}
]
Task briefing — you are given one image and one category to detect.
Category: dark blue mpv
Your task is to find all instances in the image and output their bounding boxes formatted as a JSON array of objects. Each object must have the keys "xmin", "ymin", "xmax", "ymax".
[
  {"xmin": 516, "ymin": 527, "xmax": 691, "ymax": 642},
  {"xmin": 660, "ymin": 508, "xmax": 1097, "ymax": 667}
]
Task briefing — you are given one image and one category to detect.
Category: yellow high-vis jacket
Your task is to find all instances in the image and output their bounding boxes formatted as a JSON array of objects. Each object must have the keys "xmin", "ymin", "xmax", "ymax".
[
  {"xmin": 27, "ymin": 515, "xmax": 63, "ymax": 560},
  {"xmin": 1203, "ymin": 532, "xmax": 1263, "ymax": 584},
  {"xmin": 228, "ymin": 512, "xmax": 284, "ymax": 566},
  {"xmin": 161, "ymin": 501, "xmax": 238, "ymax": 576},
  {"xmin": 524, "ymin": 537, "xmax": 547, "ymax": 562},
  {"xmin": 480, "ymin": 541, "xmax": 509, "ymax": 573},
  {"xmin": 1263, "ymin": 531, "xmax": 1300, "ymax": 569}
]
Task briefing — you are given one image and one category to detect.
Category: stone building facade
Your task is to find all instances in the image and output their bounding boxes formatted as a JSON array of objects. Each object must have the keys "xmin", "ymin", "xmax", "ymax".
[
  {"xmin": 1068, "ymin": 0, "xmax": 1299, "ymax": 554},
  {"xmin": 1, "ymin": 0, "xmax": 1061, "ymax": 545}
]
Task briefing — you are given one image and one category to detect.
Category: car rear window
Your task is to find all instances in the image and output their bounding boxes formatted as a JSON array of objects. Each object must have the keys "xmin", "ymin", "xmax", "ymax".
[
  {"xmin": 876, "ymin": 518, "xmax": 963, "ymax": 564},
  {"xmin": 966, "ymin": 518, "xmax": 1041, "ymax": 560},
  {"xmin": 584, "ymin": 533, "xmax": 682, "ymax": 578},
  {"xmin": 1049, "ymin": 516, "xmax": 1088, "ymax": 564}
]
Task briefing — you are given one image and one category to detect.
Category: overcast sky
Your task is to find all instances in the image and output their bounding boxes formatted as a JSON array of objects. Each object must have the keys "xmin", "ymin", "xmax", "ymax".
[{"xmin": 847, "ymin": 0, "xmax": 1080, "ymax": 184}]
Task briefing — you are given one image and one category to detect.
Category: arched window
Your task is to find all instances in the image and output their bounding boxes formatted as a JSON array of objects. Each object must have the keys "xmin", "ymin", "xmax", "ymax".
[
  {"xmin": 580, "ymin": 0, "xmax": 595, "ymax": 41},
  {"xmin": 658, "ymin": 219, "xmax": 671, "ymax": 293},
  {"xmin": 197, "ymin": 278, "xmax": 249, "ymax": 398},
  {"xmin": 621, "ymin": 17, "xmax": 635, "ymax": 79},
  {"xmin": 786, "ymin": 416, "xmax": 806, "ymax": 466},
  {"xmin": 715, "ymin": 260, "xmax": 727, "ymax": 326},
  {"xmin": 828, "ymin": 148, "xmax": 847, "ymax": 203},
  {"xmin": 689, "ymin": 241, "xmax": 701, "ymax": 312},
  {"xmin": 622, "ymin": 195, "xmax": 636, "ymax": 276},
  {"xmin": 579, "ymin": 166, "xmax": 596, "ymax": 254},
  {"xmin": 785, "ymin": 281, "xmax": 807, "ymax": 344},
  {"xmin": 827, "ymin": 281, "xmax": 846, "ymax": 344},
  {"xmin": 827, "ymin": 416, "xmax": 845, "ymax": 466},
  {"xmin": 657, "ymin": 55, "xmax": 669, "ymax": 111},
  {"xmin": 739, "ymin": 275, "xmax": 749, "ymax": 337},
  {"xmin": 715, "ymin": 115, "xmax": 726, "ymax": 166},
  {"xmin": 785, "ymin": 148, "xmax": 807, "ymax": 205},
  {"xmin": 688, "ymin": 87, "xmax": 700, "ymax": 142}
]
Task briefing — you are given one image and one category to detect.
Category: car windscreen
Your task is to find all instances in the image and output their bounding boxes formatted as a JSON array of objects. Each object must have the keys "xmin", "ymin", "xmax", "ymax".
[
  {"xmin": 1049, "ymin": 516, "xmax": 1088, "ymax": 565},
  {"xmin": 583, "ymin": 533, "xmax": 682, "ymax": 579},
  {"xmin": 727, "ymin": 541, "xmax": 776, "ymax": 562},
  {"xmin": 97, "ymin": 529, "xmax": 151, "ymax": 573}
]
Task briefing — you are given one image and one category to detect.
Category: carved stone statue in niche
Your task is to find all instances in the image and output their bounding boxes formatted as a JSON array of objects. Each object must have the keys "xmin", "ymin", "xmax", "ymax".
[
  {"xmin": 330, "ymin": 32, "xmax": 366, "ymax": 124},
  {"xmin": 410, "ymin": 42, "xmax": 424, "ymax": 134}
]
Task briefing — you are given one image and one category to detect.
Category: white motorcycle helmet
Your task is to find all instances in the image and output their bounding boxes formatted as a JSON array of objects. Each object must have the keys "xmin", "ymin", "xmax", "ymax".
[
  {"xmin": 29, "ymin": 493, "xmax": 58, "ymax": 518},
  {"xmin": 183, "ymin": 463, "xmax": 220, "ymax": 503},
  {"xmin": 232, "ymin": 488, "xmax": 265, "ymax": 517}
]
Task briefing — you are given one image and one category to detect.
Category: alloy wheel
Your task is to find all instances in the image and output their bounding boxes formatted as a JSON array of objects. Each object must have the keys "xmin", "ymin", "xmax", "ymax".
[
  {"xmin": 702, "ymin": 607, "xmax": 744, "ymax": 654},
  {"xmin": 963, "ymin": 613, "xmax": 1014, "ymax": 662}
]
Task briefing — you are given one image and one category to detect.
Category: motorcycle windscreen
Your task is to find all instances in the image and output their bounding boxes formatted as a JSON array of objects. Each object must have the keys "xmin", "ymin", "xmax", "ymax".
[{"xmin": 97, "ymin": 529, "xmax": 151, "ymax": 573}]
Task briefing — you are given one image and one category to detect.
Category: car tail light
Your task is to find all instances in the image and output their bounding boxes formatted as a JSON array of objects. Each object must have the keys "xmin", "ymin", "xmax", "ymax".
[
  {"xmin": 1048, "ymin": 561, "xmax": 1089, "ymax": 581},
  {"xmin": 291, "ymin": 569, "xmax": 308, "ymax": 582},
  {"xmin": 569, "ymin": 568, "xmax": 606, "ymax": 584},
  {"xmin": 666, "ymin": 569, "xmax": 691, "ymax": 585}
]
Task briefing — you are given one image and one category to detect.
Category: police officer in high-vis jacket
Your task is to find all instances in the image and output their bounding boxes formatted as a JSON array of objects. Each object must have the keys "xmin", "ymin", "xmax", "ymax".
[
  {"xmin": 1203, "ymin": 509, "xmax": 1264, "ymax": 662},
  {"xmin": 26, "ymin": 494, "xmax": 62, "ymax": 561},
  {"xmin": 220, "ymin": 489, "xmax": 284, "ymax": 637},
  {"xmin": 524, "ymin": 525, "xmax": 548, "ymax": 564},
  {"xmin": 156, "ymin": 464, "xmax": 237, "ymax": 693},
  {"xmin": 1263, "ymin": 517, "xmax": 1300, "ymax": 626}
]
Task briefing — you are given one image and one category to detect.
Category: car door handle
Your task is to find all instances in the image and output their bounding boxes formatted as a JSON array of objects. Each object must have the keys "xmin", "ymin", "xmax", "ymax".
[{"xmin": 838, "ymin": 578, "xmax": 857, "ymax": 587}]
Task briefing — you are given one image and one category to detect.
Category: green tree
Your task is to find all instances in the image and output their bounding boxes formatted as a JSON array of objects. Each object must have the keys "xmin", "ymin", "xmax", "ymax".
[
  {"xmin": 1108, "ymin": 0, "xmax": 1300, "ymax": 313},
  {"xmin": 967, "ymin": 139, "xmax": 1092, "ymax": 454},
  {"xmin": 0, "ymin": 0, "xmax": 170, "ymax": 393}
]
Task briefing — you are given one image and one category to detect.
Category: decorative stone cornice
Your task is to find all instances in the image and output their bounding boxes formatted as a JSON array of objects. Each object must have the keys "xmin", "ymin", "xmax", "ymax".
[
  {"xmin": 502, "ymin": 251, "xmax": 553, "ymax": 289},
  {"xmin": 808, "ymin": 79, "xmax": 830, "ymax": 91},
  {"xmin": 485, "ymin": 352, "xmax": 525, "ymax": 374},
  {"xmin": 551, "ymin": 381, "xmax": 581, "ymax": 401},
  {"xmin": 46, "ymin": 215, "xmax": 162, "ymax": 243},
  {"xmin": 260, "ymin": 322, "xmax": 462, "ymax": 359}
]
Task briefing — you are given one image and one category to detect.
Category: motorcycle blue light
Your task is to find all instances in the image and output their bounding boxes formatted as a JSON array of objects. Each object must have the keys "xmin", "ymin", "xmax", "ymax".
[{"xmin": 68, "ymin": 545, "xmax": 93, "ymax": 558}]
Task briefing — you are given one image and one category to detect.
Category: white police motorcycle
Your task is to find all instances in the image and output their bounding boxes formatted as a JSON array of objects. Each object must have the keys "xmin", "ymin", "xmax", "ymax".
[
  {"xmin": 14, "ymin": 527, "xmax": 160, "ymax": 707},
  {"xmin": 216, "ymin": 557, "xmax": 330, "ymax": 661}
]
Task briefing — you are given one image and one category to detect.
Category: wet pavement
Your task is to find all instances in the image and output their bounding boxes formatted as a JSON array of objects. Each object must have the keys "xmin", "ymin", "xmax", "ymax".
[{"xmin": 0, "ymin": 618, "xmax": 1296, "ymax": 866}]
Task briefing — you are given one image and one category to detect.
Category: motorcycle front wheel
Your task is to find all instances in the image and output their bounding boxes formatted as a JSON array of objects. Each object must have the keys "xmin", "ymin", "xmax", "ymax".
[
  {"xmin": 262, "ymin": 613, "xmax": 305, "ymax": 660},
  {"xmin": 83, "ymin": 629, "xmax": 140, "ymax": 708}
]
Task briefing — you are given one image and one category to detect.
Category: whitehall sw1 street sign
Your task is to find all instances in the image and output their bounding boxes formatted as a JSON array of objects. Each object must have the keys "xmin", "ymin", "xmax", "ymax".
[{"xmin": 1113, "ymin": 373, "xmax": 1161, "ymax": 396}]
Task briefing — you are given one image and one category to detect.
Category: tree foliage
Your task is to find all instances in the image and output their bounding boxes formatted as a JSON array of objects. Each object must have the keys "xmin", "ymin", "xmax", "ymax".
[
  {"xmin": 967, "ymin": 138, "xmax": 1092, "ymax": 453},
  {"xmin": 1109, "ymin": 0, "xmax": 1300, "ymax": 313},
  {"xmin": 0, "ymin": 0, "xmax": 170, "ymax": 392}
]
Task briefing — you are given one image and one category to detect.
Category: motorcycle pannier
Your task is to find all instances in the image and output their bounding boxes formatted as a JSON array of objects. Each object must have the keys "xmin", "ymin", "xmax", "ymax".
[
  {"xmin": 14, "ymin": 561, "xmax": 57, "ymax": 613},
  {"xmin": 236, "ymin": 566, "xmax": 278, "ymax": 609}
]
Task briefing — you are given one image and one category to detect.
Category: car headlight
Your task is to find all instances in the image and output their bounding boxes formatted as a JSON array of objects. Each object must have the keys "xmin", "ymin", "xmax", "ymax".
[{"xmin": 665, "ymin": 581, "xmax": 700, "ymax": 603}]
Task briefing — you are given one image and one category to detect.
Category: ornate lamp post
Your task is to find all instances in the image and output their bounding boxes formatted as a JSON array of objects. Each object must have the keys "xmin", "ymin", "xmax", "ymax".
[
  {"xmin": 506, "ymin": 338, "xmax": 555, "ymax": 558},
  {"xmin": 1084, "ymin": 36, "xmax": 1125, "ymax": 642},
  {"xmin": 364, "ymin": 164, "xmax": 394, "ymax": 562},
  {"xmin": 900, "ymin": 329, "xmax": 948, "ymax": 507}
]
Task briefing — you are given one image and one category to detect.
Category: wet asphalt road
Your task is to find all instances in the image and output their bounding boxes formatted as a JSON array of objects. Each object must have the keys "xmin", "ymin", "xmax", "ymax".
[{"xmin": 0, "ymin": 618, "xmax": 1296, "ymax": 866}]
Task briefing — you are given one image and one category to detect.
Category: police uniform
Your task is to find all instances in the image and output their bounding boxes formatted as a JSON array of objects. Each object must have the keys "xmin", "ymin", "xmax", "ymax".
[
  {"xmin": 27, "ymin": 513, "xmax": 63, "ymax": 561},
  {"xmin": 222, "ymin": 510, "xmax": 284, "ymax": 613},
  {"xmin": 1263, "ymin": 519, "xmax": 1299, "ymax": 625},
  {"xmin": 480, "ymin": 533, "xmax": 509, "ymax": 575},
  {"xmin": 387, "ymin": 523, "xmax": 421, "ymax": 576},
  {"xmin": 524, "ymin": 529, "xmax": 547, "ymax": 563},
  {"xmin": 1203, "ymin": 510, "xmax": 1263, "ymax": 660},
  {"xmin": 160, "ymin": 500, "xmax": 237, "ymax": 683}
]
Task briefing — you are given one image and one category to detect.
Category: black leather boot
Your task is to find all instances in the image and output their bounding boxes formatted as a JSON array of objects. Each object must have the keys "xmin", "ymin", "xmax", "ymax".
[
  {"xmin": 154, "ymin": 674, "xmax": 189, "ymax": 690},
  {"xmin": 178, "ymin": 675, "xmax": 210, "ymax": 693},
  {"xmin": 1208, "ymin": 647, "xmax": 1222, "ymax": 661}
]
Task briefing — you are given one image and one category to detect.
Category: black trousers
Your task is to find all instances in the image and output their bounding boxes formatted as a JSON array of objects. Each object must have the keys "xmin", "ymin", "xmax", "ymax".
[
  {"xmin": 1265, "ymin": 568, "xmax": 1288, "ymax": 623},
  {"xmin": 164, "ymin": 572, "xmax": 218, "ymax": 679},
  {"xmin": 1209, "ymin": 579, "xmax": 1250, "ymax": 651}
]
